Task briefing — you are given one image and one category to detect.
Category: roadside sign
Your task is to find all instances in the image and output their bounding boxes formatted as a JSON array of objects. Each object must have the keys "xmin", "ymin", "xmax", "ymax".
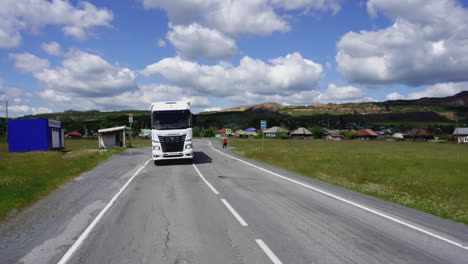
[
  {"xmin": 129, "ymin": 114, "xmax": 133, "ymax": 123},
  {"xmin": 226, "ymin": 128, "xmax": 232, "ymax": 135},
  {"xmin": 261, "ymin": 120, "xmax": 267, "ymax": 129}
]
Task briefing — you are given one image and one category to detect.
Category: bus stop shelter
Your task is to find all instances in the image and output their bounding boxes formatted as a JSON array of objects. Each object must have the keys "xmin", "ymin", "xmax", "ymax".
[{"xmin": 98, "ymin": 126, "xmax": 131, "ymax": 148}]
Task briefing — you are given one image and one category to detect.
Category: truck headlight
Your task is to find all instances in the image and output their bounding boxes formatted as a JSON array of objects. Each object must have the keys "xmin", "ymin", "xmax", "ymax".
[
  {"xmin": 153, "ymin": 146, "xmax": 160, "ymax": 150},
  {"xmin": 185, "ymin": 144, "xmax": 192, "ymax": 149}
]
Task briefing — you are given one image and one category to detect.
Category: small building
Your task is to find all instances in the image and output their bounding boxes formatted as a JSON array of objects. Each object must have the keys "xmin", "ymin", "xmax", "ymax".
[
  {"xmin": 323, "ymin": 128, "xmax": 343, "ymax": 141},
  {"xmin": 214, "ymin": 128, "xmax": 231, "ymax": 138},
  {"xmin": 263, "ymin": 126, "xmax": 289, "ymax": 138},
  {"xmin": 393, "ymin": 133, "xmax": 404, "ymax": 140},
  {"xmin": 290, "ymin": 127, "xmax": 312, "ymax": 139},
  {"xmin": 8, "ymin": 118, "xmax": 65, "ymax": 152},
  {"xmin": 65, "ymin": 130, "xmax": 82, "ymax": 139},
  {"xmin": 139, "ymin": 129, "xmax": 151, "ymax": 138},
  {"xmin": 234, "ymin": 130, "xmax": 257, "ymax": 138},
  {"xmin": 403, "ymin": 129, "xmax": 435, "ymax": 141},
  {"xmin": 98, "ymin": 126, "xmax": 131, "ymax": 148},
  {"xmin": 453, "ymin": 127, "xmax": 468, "ymax": 143},
  {"xmin": 355, "ymin": 129, "xmax": 379, "ymax": 140}
]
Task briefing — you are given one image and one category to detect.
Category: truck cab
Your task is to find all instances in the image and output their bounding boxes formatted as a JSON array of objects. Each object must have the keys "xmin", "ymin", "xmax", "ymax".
[{"xmin": 151, "ymin": 101, "xmax": 193, "ymax": 164}]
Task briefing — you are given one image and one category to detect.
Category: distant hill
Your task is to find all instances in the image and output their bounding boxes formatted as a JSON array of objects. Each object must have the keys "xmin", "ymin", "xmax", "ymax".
[
  {"xmin": 200, "ymin": 103, "xmax": 283, "ymax": 114},
  {"xmin": 13, "ymin": 92, "xmax": 468, "ymax": 135},
  {"xmin": 385, "ymin": 91, "xmax": 468, "ymax": 108}
]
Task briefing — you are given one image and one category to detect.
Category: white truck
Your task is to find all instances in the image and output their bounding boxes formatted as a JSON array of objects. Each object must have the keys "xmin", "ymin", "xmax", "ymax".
[{"xmin": 151, "ymin": 101, "xmax": 193, "ymax": 164}]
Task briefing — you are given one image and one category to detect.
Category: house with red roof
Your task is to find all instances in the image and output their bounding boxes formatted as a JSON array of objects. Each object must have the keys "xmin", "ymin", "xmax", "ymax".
[
  {"xmin": 403, "ymin": 129, "xmax": 434, "ymax": 141},
  {"xmin": 214, "ymin": 128, "xmax": 231, "ymax": 138},
  {"xmin": 65, "ymin": 130, "xmax": 82, "ymax": 139},
  {"xmin": 355, "ymin": 129, "xmax": 379, "ymax": 140}
]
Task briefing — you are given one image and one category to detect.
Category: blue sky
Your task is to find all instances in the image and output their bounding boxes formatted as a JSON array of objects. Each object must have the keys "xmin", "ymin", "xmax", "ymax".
[{"xmin": 1, "ymin": 0, "xmax": 468, "ymax": 117}]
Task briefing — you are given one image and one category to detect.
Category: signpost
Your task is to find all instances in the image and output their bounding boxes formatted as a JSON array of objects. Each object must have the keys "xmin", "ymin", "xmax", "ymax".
[
  {"xmin": 261, "ymin": 120, "xmax": 267, "ymax": 152},
  {"xmin": 225, "ymin": 128, "xmax": 232, "ymax": 135}
]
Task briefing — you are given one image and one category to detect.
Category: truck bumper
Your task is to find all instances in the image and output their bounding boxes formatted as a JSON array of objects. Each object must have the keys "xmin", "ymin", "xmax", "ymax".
[{"xmin": 152, "ymin": 148, "xmax": 193, "ymax": 160}]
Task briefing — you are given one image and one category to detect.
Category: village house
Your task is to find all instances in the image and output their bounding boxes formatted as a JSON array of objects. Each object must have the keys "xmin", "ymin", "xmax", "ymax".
[
  {"xmin": 263, "ymin": 126, "xmax": 289, "ymax": 138},
  {"xmin": 355, "ymin": 129, "xmax": 379, "ymax": 140},
  {"xmin": 65, "ymin": 130, "xmax": 82, "ymax": 139},
  {"xmin": 403, "ymin": 129, "xmax": 435, "ymax": 141},
  {"xmin": 453, "ymin": 127, "xmax": 468, "ymax": 143},
  {"xmin": 234, "ymin": 129, "xmax": 257, "ymax": 138},
  {"xmin": 214, "ymin": 128, "xmax": 231, "ymax": 138},
  {"xmin": 290, "ymin": 127, "xmax": 312, "ymax": 139},
  {"xmin": 323, "ymin": 128, "xmax": 343, "ymax": 141}
]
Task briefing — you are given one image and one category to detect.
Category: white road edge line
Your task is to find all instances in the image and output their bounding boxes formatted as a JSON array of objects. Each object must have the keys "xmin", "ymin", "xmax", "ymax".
[
  {"xmin": 211, "ymin": 144, "xmax": 468, "ymax": 250},
  {"xmin": 256, "ymin": 239, "xmax": 283, "ymax": 264},
  {"xmin": 57, "ymin": 159, "xmax": 152, "ymax": 264},
  {"xmin": 193, "ymin": 164, "xmax": 219, "ymax": 195},
  {"xmin": 221, "ymin": 199, "xmax": 248, "ymax": 227}
]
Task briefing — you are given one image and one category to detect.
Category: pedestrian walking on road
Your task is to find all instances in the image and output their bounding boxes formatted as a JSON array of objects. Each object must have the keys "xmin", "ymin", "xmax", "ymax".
[{"xmin": 223, "ymin": 138, "xmax": 228, "ymax": 149}]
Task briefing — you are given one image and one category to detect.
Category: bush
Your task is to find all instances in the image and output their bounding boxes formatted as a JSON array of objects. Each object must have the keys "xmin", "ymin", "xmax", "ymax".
[
  {"xmin": 343, "ymin": 130, "xmax": 356, "ymax": 139},
  {"xmin": 311, "ymin": 126, "xmax": 324, "ymax": 139}
]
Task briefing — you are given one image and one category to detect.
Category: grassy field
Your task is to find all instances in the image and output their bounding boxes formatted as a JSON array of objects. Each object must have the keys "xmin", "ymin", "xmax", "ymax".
[
  {"xmin": 229, "ymin": 139, "xmax": 468, "ymax": 224},
  {"xmin": 0, "ymin": 138, "xmax": 149, "ymax": 221}
]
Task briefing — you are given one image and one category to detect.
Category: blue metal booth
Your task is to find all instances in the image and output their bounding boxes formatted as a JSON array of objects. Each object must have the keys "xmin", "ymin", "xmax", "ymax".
[{"xmin": 8, "ymin": 118, "xmax": 65, "ymax": 152}]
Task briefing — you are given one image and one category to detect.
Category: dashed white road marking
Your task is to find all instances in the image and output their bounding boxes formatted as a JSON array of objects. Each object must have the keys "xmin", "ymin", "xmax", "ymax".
[
  {"xmin": 57, "ymin": 159, "xmax": 152, "ymax": 264},
  {"xmin": 221, "ymin": 199, "xmax": 248, "ymax": 227},
  {"xmin": 256, "ymin": 239, "xmax": 283, "ymax": 264},
  {"xmin": 210, "ymin": 142, "xmax": 468, "ymax": 251},
  {"xmin": 193, "ymin": 163, "xmax": 219, "ymax": 195}
]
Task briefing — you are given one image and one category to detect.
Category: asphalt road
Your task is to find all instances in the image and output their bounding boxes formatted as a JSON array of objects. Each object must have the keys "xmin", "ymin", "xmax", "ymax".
[{"xmin": 1, "ymin": 139, "xmax": 467, "ymax": 264}]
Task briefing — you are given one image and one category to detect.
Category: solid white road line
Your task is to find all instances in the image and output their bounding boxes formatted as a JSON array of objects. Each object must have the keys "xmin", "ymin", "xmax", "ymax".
[
  {"xmin": 210, "ymin": 145, "xmax": 468, "ymax": 251},
  {"xmin": 193, "ymin": 164, "xmax": 219, "ymax": 195},
  {"xmin": 57, "ymin": 159, "xmax": 152, "ymax": 264},
  {"xmin": 221, "ymin": 199, "xmax": 248, "ymax": 227},
  {"xmin": 256, "ymin": 239, "xmax": 283, "ymax": 264}
]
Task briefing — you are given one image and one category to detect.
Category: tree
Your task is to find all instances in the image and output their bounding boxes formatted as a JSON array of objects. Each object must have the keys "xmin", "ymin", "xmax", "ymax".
[
  {"xmin": 192, "ymin": 126, "xmax": 201, "ymax": 137},
  {"xmin": 311, "ymin": 126, "xmax": 324, "ymax": 139}
]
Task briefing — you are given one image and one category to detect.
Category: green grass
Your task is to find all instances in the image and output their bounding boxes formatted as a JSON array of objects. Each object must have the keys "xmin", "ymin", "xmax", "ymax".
[
  {"xmin": 0, "ymin": 139, "xmax": 134, "ymax": 220},
  {"xmin": 229, "ymin": 139, "xmax": 468, "ymax": 224}
]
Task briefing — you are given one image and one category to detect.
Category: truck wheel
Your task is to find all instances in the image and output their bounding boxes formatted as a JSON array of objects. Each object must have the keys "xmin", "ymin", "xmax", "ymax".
[{"xmin": 154, "ymin": 160, "xmax": 160, "ymax": 166}]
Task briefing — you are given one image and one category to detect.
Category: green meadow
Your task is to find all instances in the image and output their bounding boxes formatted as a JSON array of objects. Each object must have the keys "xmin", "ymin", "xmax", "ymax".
[
  {"xmin": 0, "ymin": 139, "xmax": 150, "ymax": 221},
  {"xmin": 229, "ymin": 139, "xmax": 468, "ymax": 224}
]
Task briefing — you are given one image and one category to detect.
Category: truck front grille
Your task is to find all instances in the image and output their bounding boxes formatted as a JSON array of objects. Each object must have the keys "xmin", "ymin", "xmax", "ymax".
[{"xmin": 159, "ymin": 135, "xmax": 186, "ymax": 152}]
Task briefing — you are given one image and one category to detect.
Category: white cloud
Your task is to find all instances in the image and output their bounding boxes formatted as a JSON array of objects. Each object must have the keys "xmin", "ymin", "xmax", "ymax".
[
  {"xmin": 386, "ymin": 92, "xmax": 405, "ymax": 100},
  {"xmin": 142, "ymin": 0, "xmax": 288, "ymax": 35},
  {"xmin": 0, "ymin": 0, "xmax": 113, "ymax": 48},
  {"xmin": 42, "ymin": 41, "xmax": 63, "ymax": 56},
  {"xmin": 408, "ymin": 82, "xmax": 468, "ymax": 99},
  {"xmin": 270, "ymin": 0, "xmax": 341, "ymax": 14},
  {"xmin": 203, "ymin": 107, "xmax": 222, "ymax": 112},
  {"xmin": 158, "ymin": 39, "xmax": 167, "ymax": 47},
  {"xmin": 167, "ymin": 23, "xmax": 237, "ymax": 61},
  {"xmin": 33, "ymin": 50, "xmax": 138, "ymax": 97},
  {"xmin": 7, "ymin": 105, "xmax": 52, "ymax": 117},
  {"xmin": 336, "ymin": 0, "xmax": 468, "ymax": 86},
  {"xmin": 322, "ymin": 83, "xmax": 372, "ymax": 103},
  {"xmin": 37, "ymin": 84, "xmax": 213, "ymax": 112},
  {"xmin": 141, "ymin": 52, "xmax": 323, "ymax": 97},
  {"xmin": 9, "ymin": 53, "xmax": 50, "ymax": 73}
]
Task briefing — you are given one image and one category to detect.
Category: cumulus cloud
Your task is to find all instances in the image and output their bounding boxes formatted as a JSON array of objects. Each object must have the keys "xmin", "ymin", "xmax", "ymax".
[
  {"xmin": 37, "ymin": 84, "xmax": 213, "ymax": 112},
  {"xmin": 336, "ymin": 0, "xmax": 468, "ymax": 86},
  {"xmin": 42, "ymin": 41, "xmax": 63, "ymax": 56},
  {"xmin": 408, "ymin": 82, "xmax": 468, "ymax": 99},
  {"xmin": 9, "ymin": 53, "xmax": 50, "ymax": 73},
  {"xmin": 270, "ymin": 0, "xmax": 341, "ymax": 14},
  {"xmin": 32, "ymin": 50, "xmax": 138, "ymax": 97},
  {"xmin": 0, "ymin": 0, "xmax": 113, "ymax": 48},
  {"xmin": 141, "ymin": 52, "xmax": 323, "ymax": 97},
  {"xmin": 386, "ymin": 92, "xmax": 406, "ymax": 100},
  {"xmin": 167, "ymin": 23, "xmax": 237, "ymax": 61},
  {"xmin": 142, "ymin": 0, "xmax": 290, "ymax": 36},
  {"xmin": 0, "ymin": 82, "xmax": 47, "ymax": 118}
]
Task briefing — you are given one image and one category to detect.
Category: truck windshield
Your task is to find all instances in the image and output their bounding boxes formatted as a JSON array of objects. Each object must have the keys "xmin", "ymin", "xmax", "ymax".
[{"xmin": 152, "ymin": 110, "xmax": 191, "ymax": 130}]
